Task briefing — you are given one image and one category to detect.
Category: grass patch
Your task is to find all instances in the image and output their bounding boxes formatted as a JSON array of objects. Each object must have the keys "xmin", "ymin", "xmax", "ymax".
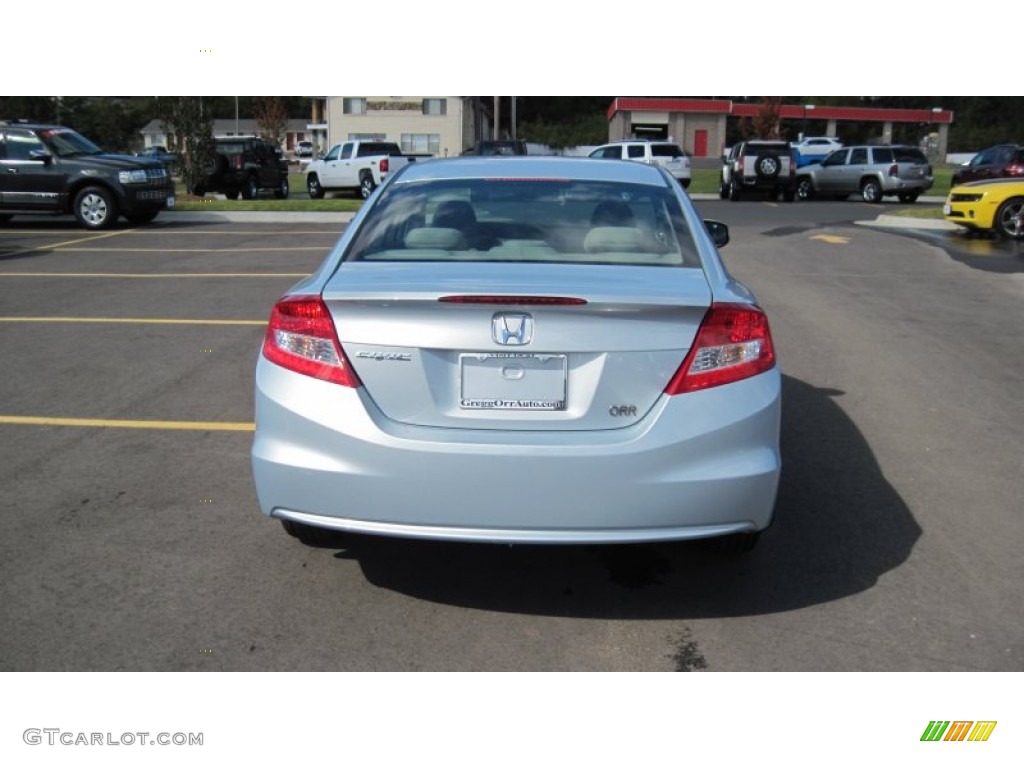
[
  {"xmin": 173, "ymin": 173, "xmax": 363, "ymax": 212},
  {"xmin": 887, "ymin": 206, "xmax": 944, "ymax": 219}
]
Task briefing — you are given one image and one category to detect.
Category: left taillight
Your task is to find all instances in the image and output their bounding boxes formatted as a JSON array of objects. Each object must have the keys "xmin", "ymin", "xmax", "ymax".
[
  {"xmin": 665, "ymin": 303, "xmax": 776, "ymax": 394},
  {"xmin": 262, "ymin": 295, "xmax": 359, "ymax": 387}
]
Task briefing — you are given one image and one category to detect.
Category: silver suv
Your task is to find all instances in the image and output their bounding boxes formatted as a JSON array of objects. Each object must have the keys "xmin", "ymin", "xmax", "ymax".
[
  {"xmin": 588, "ymin": 140, "xmax": 691, "ymax": 188},
  {"xmin": 795, "ymin": 145, "xmax": 933, "ymax": 203}
]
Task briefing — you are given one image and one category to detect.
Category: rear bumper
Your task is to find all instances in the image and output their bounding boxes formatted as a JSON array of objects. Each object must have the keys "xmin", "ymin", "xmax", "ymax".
[
  {"xmin": 251, "ymin": 358, "xmax": 782, "ymax": 544},
  {"xmin": 881, "ymin": 177, "xmax": 933, "ymax": 194}
]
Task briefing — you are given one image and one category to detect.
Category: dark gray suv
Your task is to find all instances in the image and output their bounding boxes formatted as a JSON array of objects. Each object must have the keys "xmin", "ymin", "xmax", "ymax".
[
  {"xmin": 0, "ymin": 120, "xmax": 174, "ymax": 229},
  {"xmin": 192, "ymin": 137, "xmax": 289, "ymax": 200},
  {"xmin": 795, "ymin": 145, "xmax": 933, "ymax": 203}
]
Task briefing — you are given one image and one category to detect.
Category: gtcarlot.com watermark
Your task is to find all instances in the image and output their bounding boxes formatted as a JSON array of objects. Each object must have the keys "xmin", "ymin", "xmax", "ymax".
[{"xmin": 23, "ymin": 728, "xmax": 203, "ymax": 747}]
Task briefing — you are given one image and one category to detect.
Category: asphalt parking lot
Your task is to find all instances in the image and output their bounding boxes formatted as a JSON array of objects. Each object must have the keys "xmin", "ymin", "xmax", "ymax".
[{"xmin": 1, "ymin": 206, "xmax": 1021, "ymax": 672}]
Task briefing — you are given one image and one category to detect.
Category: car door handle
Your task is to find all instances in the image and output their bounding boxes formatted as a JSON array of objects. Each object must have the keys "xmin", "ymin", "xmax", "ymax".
[{"xmin": 5, "ymin": 168, "xmax": 17, "ymax": 173}]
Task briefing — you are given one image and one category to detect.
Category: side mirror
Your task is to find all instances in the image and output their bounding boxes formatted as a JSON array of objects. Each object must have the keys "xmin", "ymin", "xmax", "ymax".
[
  {"xmin": 704, "ymin": 219, "xmax": 729, "ymax": 248},
  {"xmin": 29, "ymin": 149, "xmax": 53, "ymax": 164}
]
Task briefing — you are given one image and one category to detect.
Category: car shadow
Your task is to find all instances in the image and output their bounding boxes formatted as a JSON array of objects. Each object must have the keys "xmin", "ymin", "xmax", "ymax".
[
  {"xmin": 314, "ymin": 374, "xmax": 920, "ymax": 619},
  {"xmin": 902, "ymin": 228, "xmax": 1024, "ymax": 274}
]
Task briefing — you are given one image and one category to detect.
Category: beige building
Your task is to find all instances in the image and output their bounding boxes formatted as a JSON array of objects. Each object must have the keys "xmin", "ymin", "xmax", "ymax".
[{"xmin": 323, "ymin": 97, "xmax": 479, "ymax": 157}]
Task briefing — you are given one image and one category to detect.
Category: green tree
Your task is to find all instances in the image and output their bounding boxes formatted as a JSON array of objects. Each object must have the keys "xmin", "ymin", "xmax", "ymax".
[
  {"xmin": 156, "ymin": 97, "xmax": 214, "ymax": 193},
  {"xmin": 254, "ymin": 97, "xmax": 289, "ymax": 145}
]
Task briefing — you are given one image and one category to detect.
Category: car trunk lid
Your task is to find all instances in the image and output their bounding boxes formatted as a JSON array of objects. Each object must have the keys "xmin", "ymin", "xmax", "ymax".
[{"xmin": 322, "ymin": 261, "xmax": 712, "ymax": 431}]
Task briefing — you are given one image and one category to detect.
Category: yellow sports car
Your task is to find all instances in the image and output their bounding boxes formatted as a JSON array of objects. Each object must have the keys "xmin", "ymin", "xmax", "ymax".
[{"xmin": 944, "ymin": 179, "xmax": 1024, "ymax": 240}]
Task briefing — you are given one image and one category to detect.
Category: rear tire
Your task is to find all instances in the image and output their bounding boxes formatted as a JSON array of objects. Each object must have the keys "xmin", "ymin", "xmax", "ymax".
[
  {"xmin": 796, "ymin": 177, "xmax": 815, "ymax": 200},
  {"xmin": 359, "ymin": 172, "xmax": 376, "ymax": 200},
  {"xmin": 994, "ymin": 196, "xmax": 1024, "ymax": 240},
  {"xmin": 241, "ymin": 176, "xmax": 259, "ymax": 200},
  {"xmin": 274, "ymin": 178, "xmax": 289, "ymax": 199},
  {"xmin": 307, "ymin": 173, "xmax": 325, "ymax": 199},
  {"xmin": 729, "ymin": 178, "xmax": 742, "ymax": 201}
]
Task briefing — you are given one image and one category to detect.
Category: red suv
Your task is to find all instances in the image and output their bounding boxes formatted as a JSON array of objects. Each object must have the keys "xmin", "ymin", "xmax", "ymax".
[{"xmin": 951, "ymin": 144, "xmax": 1024, "ymax": 186}]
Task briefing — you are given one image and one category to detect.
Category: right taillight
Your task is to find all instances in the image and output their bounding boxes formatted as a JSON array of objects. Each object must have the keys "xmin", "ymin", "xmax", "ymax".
[
  {"xmin": 665, "ymin": 303, "xmax": 776, "ymax": 394},
  {"xmin": 262, "ymin": 295, "xmax": 359, "ymax": 387}
]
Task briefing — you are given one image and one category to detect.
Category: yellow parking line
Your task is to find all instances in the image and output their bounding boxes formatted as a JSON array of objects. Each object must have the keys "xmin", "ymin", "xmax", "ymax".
[
  {"xmin": 0, "ymin": 415, "xmax": 254, "ymax": 431},
  {"xmin": 0, "ymin": 230, "xmax": 130, "ymax": 258},
  {"xmin": 0, "ymin": 272, "xmax": 309, "ymax": 279},
  {"xmin": 0, "ymin": 317, "xmax": 265, "ymax": 325}
]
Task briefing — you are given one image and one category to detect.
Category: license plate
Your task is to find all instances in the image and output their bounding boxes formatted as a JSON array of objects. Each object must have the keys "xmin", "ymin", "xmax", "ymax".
[
  {"xmin": 943, "ymin": 204, "xmax": 951, "ymax": 215},
  {"xmin": 459, "ymin": 353, "xmax": 567, "ymax": 410},
  {"xmin": 167, "ymin": 196, "xmax": 175, "ymax": 207}
]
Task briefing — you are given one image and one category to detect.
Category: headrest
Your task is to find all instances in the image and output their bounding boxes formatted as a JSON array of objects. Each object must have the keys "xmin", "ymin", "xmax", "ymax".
[
  {"xmin": 583, "ymin": 226, "xmax": 649, "ymax": 254},
  {"xmin": 433, "ymin": 200, "xmax": 477, "ymax": 229},
  {"xmin": 404, "ymin": 227, "xmax": 467, "ymax": 250}
]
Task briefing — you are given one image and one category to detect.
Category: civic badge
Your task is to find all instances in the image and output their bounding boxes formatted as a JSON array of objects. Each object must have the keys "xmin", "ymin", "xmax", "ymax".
[{"xmin": 492, "ymin": 313, "xmax": 533, "ymax": 346}]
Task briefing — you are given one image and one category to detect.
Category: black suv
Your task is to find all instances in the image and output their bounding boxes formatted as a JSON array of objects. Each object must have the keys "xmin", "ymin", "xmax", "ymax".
[
  {"xmin": 0, "ymin": 120, "xmax": 174, "ymax": 229},
  {"xmin": 192, "ymin": 138, "xmax": 290, "ymax": 200}
]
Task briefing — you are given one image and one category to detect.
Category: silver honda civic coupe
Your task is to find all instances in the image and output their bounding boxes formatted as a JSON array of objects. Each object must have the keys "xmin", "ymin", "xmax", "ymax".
[{"xmin": 252, "ymin": 156, "xmax": 781, "ymax": 552}]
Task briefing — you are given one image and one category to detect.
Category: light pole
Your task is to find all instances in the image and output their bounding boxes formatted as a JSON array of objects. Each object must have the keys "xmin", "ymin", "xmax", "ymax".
[{"xmin": 802, "ymin": 103, "xmax": 814, "ymax": 140}]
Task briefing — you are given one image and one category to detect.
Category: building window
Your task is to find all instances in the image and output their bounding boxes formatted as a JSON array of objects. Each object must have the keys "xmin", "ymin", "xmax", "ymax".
[
  {"xmin": 343, "ymin": 98, "xmax": 366, "ymax": 115},
  {"xmin": 348, "ymin": 133, "xmax": 387, "ymax": 141},
  {"xmin": 422, "ymin": 99, "xmax": 447, "ymax": 116},
  {"xmin": 401, "ymin": 133, "xmax": 440, "ymax": 155}
]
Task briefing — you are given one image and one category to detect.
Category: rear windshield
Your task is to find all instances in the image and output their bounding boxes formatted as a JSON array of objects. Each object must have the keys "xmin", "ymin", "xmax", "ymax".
[
  {"xmin": 343, "ymin": 178, "xmax": 701, "ymax": 267},
  {"xmin": 651, "ymin": 144, "xmax": 684, "ymax": 158},
  {"xmin": 356, "ymin": 142, "xmax": 403, "ymax": 157},
  {"xmin": 893, "ymin": 147, "xmax": 928, "ymax": 164},
  {"xmin": 214, "ymin": 141, "xmax": 248, "ymax": 155}
]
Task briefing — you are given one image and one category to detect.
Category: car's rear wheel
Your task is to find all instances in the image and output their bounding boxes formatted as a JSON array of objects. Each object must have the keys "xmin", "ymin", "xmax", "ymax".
[
  {"xmin": 359, "ymin": 172, "xmax": 376, "ymax": 200},
  {"xmin": 718, "ymin": 178, "xmax": 729, "ymax": 199},
  {"xmin": 274, "ymin": 178, "xmax": 289, "ymax": 199},
  {"xmin": 994, "ymin": 196, "xmax": 1024, "ymax": 240},
  {"xmin": 729, "ymin": 178, "xmax": 742, "ymax": 201},
  {"xmin": 782, "ymin": 187, "xmax": 796, "ymax": 203},
  {"xmin": 898, "ymin": 191, "xmax": 920, "ymax": 203},
  {"xmin": 307, "ymin": 173, "xmax": 325, "ymax": 199},
  {"xmin": 241, "ymin": 176, "xmax": 259, "ymax": 200},
  {"xmin": 73, "ymin": 186, "xmax": 118, "ymax": 229},
  {"xmin": 796, "ymin": 177, "xmax": 815, "ymax": 200},
  {"xmin": 281, "ymin": 519, "xmax": 351, "ymax": 548},
  {"xmin": 860, "ymin": 178, "xmax": 883, "ymax": 203},
  {"xmin": 225, "ymin": 189, "xmax": 239, "ymax": 200}
]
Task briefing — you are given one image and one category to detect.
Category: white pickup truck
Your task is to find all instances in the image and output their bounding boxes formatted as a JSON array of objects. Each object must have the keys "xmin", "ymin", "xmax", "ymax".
[{"xmin": 304, "ymin": 140, "xmax": 414, "ymax": 199}]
